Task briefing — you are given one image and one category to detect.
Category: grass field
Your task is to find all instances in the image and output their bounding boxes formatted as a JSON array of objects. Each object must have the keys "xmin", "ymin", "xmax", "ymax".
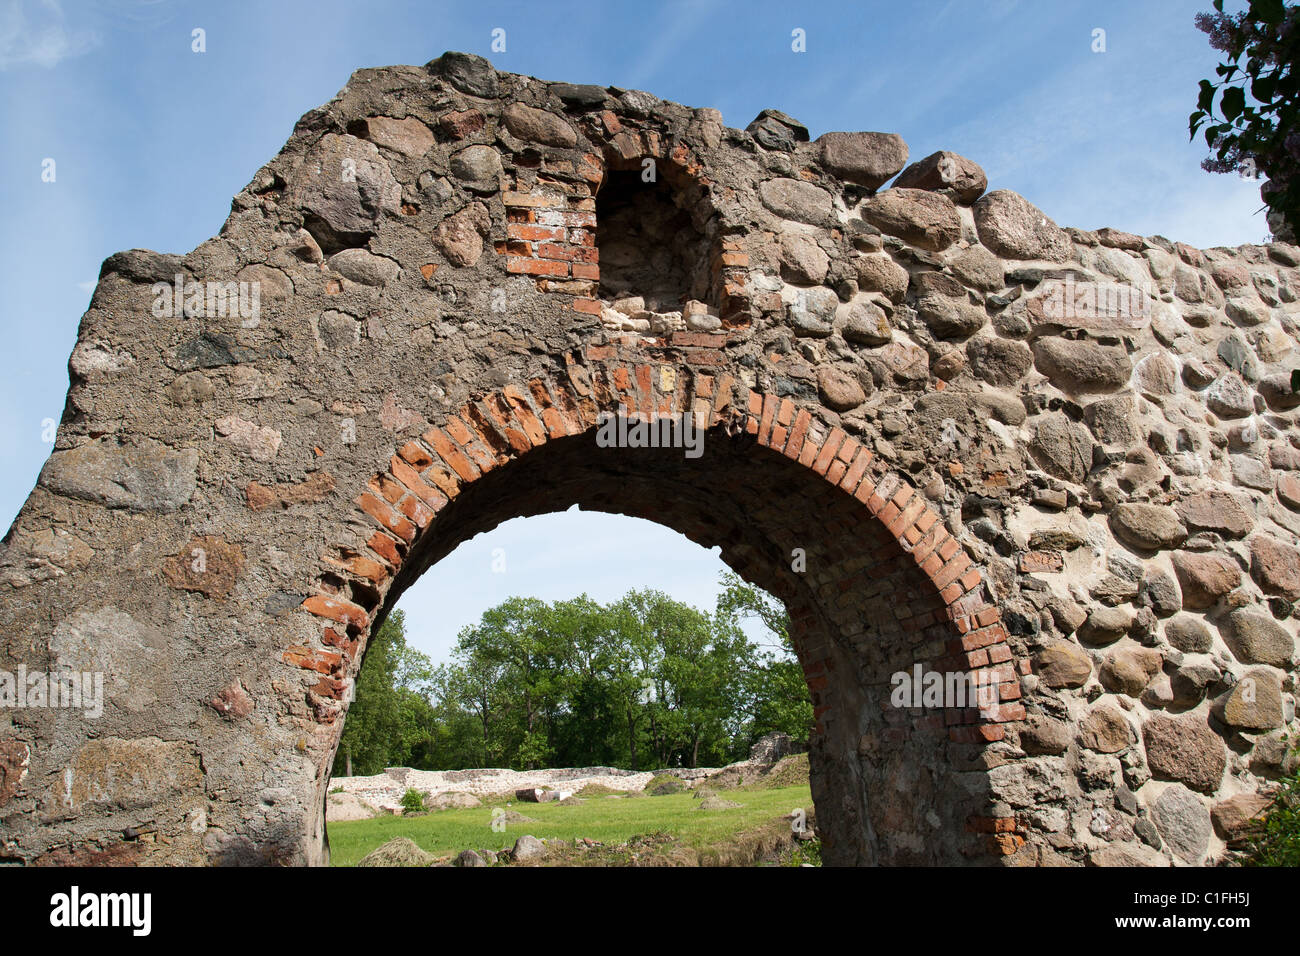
[{"xmin": 327, "ymin": 781, "xmax": 815, "ymax": 867}]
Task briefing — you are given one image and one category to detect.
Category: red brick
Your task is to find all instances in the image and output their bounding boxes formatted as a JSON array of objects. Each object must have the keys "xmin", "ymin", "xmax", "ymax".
[
  {"xmin": 356, "ymin": 492, "xmax": 416, "ymax": 543},
  {"xmin": 839, "ymin": 448, "xmax": 873, "ymax": 493},
  {"xmin": 397, "ymin": 441, "xmax": 434, "ymax": 469},
  {"xmin": 757, "ymin": 393, "xmax": 779, "ymax": 445},
  {"xmin": 301, "ymin": 594, "xmax": 368, "ymax": 630},
  {"xmin": 423, "ymin": 427, "xmax": 481, "ymax": 482},
  {"xmin": 506, "ymin": 257, "xmax": 568, "ymax": 276},
  {"xmin": 785, "ymin": 409, "xmax": 812, "ymax": 460},
  {"xmin": 283, "ymin": 645, "xmax": 344, "ymax": 675},
  {"xmin": 813, "ymin": 429, "xmax": 846, "ymax": 474},
  {"xmin": 503, "ymin": 385, "xmax": 548, "ymax": 446},
  {"xmin": 368, "ymin": 531, "xmax": 402, "ymax": 567}
]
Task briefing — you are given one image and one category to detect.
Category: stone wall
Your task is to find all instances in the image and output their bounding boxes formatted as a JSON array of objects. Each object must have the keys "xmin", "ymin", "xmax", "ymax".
[{"xmin": 0, "ymin": 51, "xmax": 1296, "ymax": 866}]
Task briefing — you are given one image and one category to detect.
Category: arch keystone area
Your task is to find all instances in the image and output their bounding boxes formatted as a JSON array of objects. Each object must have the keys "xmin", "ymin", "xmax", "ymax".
[{"xmin": 1, "ymin": 52, "xmax": 1297, "ymax": 866}]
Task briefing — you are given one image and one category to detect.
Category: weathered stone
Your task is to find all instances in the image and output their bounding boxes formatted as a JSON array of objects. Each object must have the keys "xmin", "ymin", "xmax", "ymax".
[
  {"xmin": 1100, "ymin": 644, "xmax": 1162, "ymax": 696},
  {"xmin": 328, "ymin": 248, "xmax": 399, "ymax": 286},
  {"xmin": 362, "ymin": 116, "xmax": 434, "ymax": 157},
  {"xmin": 816, "ymin": 366, "xmax": 866, "ymax": 411},
  {"xmin": 973, "ymin": 190, "xmax": 1072, "ymax": 262},
  {"xmin": 39, "ymin": 439, "xmax": 198, "ymax": 512},
  {"xmin": 1152, "ymin": 785, "xmax": 1211, "ymax": 862},
  {"xmin": 1080, "ymin": 606, "xmax": 1135, "ymax": 645},
  {"xmin": 746, "ymin": 109, "xmax": 807, "ymax": 150},
  {"xmin": 1206, "ymin": 373, "xmax": 1253, "ymax": 419},
  {"xmin": 0, "ymin": 740, "xmax": 29, "ymax": 807},
  {"xmin": 61, "ymin": 737, "xmax": 203, "ymax": 811},
  {"xmin": 1231, "ymin": 454, "xmax": 1273, "ymax": 492},
  {"xmin": 948, "ymin": 244, "xmax": 1004, "ymax": 290},
  {"xmin": 1034, "ymin": 641, "xmax": 1092, "ymax": 687},
  {"xmin": 434, "ymin": 202, "xmax": 490, "ymax": 267},
  {"xmin": 245, "ymin": 472, "xmax": 336, "ymax": 511},
  {"xmin": 1019, "ymin": 714, "xmax": 1072, "ymax": 755},
  {"xmin": 1170, "ymin": 661, "xmax": 1220, "ymax": 708},
  {"xmin": 1164, "ymin": 614, "xmax": 1213, "ymax": 653},
  {"xmin": 1143, "ymin": 715, "xmax": 1226, "ymax": 794},
  {"xmin": 1176, "ymin": 490, "xmax": 1254, "ymax": 538},
  {"xmin": 288, "ymin": 134, "xmax": 401, "ymax": 251},
  {"xmin": 511, "ymin": 834, "xmax": 548, "ymax": 862},
  {"xmin": 1088, "ymin": 842, "xmax": 1168, "ymax": 867},
  {"xmin": 1250, "ymin": 534, "xmax": 1300, "ymax": 601},
  {"xmin": 210, "ymin": 678, "xmax": 254, "ymax": 720},
  {"xmin": 1110, "ymin": 503, "xmax": 1187, "ymax": 552},
  {"xmin": 854, "ymin": 254, "xmax": 909, "ymax": 301},
  {"xmin": 893, "ymin": 150, "xmax": 987, "ymax": 204},
  {"xmin": 815, "ymin": 131, "xmax": 908, "ymax": 189},
  {"xmin": 759, "ymin": 178, "xmax": 835, "ymax": 227},
  {"xmin": 841, "ymin": 300, "xmax": 893, "ymax": 346},
  {"xmin": 428, "ymin": 51, "xmax": 498, "ymax": 97},
  {"xmin": 1277, "ymin": 472, "xmax": 1300, "ymax": 510},
  {"xmin": 1132, "ymin": 350, "xmax": 1178, "ymax": 397},
  {"xmin": 165, "ymin": 371, "xmax": 214, "ymax": 405},
  {"xmin": 1028, "ymin": 413, "xmax": 1095, "ymax": 483},
  {"xmin": 1211, "ymin": 792, "xmax": 1273, "ymax": 844},
  {"xmin": 1217, "ymin": 668, "xmax": 1284, "ymax": 730},
  {"xmin": 915, "ymin": 293, "xmax": 986, "ymax": 338},
  {"xmin": 857, "ymin": 188, "xmax": 961, "ymax": 251},
  {"xmin": 1170, "ymin": 551, "xmax": 1241, "ymax": 609},
  {"xmin": 162, "ymin": 535, "xmax": 246, "ymax": 598},
  {"xmin": 1046, "ymin": 596, "xmax": 1089, "ymax": 636},
  {"xmin": 449, "ymin": 145, "xmax": 503, "ymax": 187},
  {"xmin": 1258, "ymin": 372, "xmax": 1300, "ymax": 411},
  {"xmin": 778, "ymin": 233, "xmax": 829, "ymax": 284},
  {"xmin": 503, "ymin": 103, "xmax": 576, "ymax": 147},
  {"xmin": 1083, "ymin": 393, "xmax": 1140, "ymax": 446},
  {"xmin": 1031, "ymin": 337, "xmax": 1132, "ymax": 393},
  {"xmin": 1140, "ymin": 567, "xmax": 1182, "ymax": 618},
  {"xmin": 1221, "ymin": 609, "xmax": 1296, "ymax": 667},
  {"xmin": 1079, "ymin": 707, "xmax": 1132, "ymax": 753},
  {"xmin": 215, "ymin": 415, "xmax": 282, "ymax": 462}
]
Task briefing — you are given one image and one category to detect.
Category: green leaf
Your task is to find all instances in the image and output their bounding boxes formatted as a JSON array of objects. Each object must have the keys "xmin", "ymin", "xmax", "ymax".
[
  {"xmin": 1222, "ymin": 86, "xmax": 1245, "ymax": 121},
  {"xmin": 1252, "ymin": 74, "xmax": 1277, "ymax": 103},
  {"xmin": 1253, "ymin": 0, "xmax": 1284, "ymax": 26},
  {"xmin": 1198, "ymin": 79, "xmax": 1217, "ymax": 112}
]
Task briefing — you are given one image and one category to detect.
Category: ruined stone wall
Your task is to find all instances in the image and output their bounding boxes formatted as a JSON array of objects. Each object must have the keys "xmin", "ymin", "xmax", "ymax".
[{"xmin": 0, "ymin": 51, "xmax": 1297, "ymax": 866}]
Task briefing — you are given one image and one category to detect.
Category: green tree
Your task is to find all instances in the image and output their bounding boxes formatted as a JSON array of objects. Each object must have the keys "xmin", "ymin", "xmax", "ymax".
[
  {"xmin": 332, "ymin": 610, "xmax": 436, "ymax": 776},
  {"xmin": 716, "ymin": 572, "xmax": 814, "ymax": 751},
  {"xmin": 1190, "ymin": 0, "xmax": 1300, "ymax": 240}
]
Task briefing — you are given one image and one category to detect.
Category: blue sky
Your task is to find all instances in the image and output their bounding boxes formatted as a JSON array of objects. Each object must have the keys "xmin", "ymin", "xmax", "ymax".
[{"xmin": 0, "ymin": 0, "xmax": 1266, "ymax": 664}]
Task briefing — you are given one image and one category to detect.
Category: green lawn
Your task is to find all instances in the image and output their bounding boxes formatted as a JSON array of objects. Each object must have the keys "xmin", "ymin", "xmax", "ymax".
[{"xmin": 327, "ymin": 782, "xmax": 814, "ymax": 866}]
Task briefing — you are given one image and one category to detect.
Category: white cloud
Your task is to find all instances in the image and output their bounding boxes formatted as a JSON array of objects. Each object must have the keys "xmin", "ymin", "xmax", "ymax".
[{"xmin": 0, "ymin": 0, "xmax": 100, "ymax": 70}]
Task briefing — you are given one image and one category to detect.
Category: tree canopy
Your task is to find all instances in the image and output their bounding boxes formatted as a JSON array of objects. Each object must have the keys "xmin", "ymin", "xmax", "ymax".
[
  {"xmin": 330, "ymin": 575, "xmax": 811, "ymax": 777},
  {"xmin": 1190, "ymin": 0, "xmax": 1300, "ymax": 240}
]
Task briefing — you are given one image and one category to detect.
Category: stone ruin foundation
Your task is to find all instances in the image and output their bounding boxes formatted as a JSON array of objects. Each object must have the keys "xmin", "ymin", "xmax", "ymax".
[{"xmin": 0, "ymin": 51, "xmax": 1297, "ymax": 866}]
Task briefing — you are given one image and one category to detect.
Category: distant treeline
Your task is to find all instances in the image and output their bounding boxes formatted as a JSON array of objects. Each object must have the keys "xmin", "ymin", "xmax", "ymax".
[{"xmin": 332, "ymin": 573, "xmax": 811, "ymax": 777}]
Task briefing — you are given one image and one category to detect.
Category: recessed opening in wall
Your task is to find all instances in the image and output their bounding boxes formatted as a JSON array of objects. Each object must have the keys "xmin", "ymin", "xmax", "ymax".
[{"xmin": 595, "ymin": 168, "xmax": 713, "ymax": 313}]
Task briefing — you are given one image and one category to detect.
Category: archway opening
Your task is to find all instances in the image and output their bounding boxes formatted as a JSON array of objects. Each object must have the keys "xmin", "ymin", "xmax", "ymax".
[{"xmin": 320, "ymin": 420, "xmax": 1002, "ymax": 866}]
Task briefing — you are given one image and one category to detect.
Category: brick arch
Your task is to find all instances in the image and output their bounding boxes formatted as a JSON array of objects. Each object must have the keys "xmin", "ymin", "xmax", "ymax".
[{"xmin": 289, "ymin": 342, "xmax": 1027, "ymax": 865}]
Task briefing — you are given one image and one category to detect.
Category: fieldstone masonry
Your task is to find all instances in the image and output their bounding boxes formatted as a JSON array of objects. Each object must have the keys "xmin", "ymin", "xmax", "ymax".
[{"xmin": 1, "ymin": 51, "xmax": 1297, "ymax": 866}]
